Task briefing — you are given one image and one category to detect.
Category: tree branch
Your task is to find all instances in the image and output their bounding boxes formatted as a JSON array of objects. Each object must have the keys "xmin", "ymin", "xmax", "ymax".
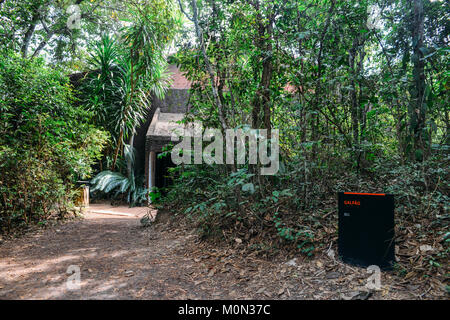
[{"xmin": 177, "ymin": 0, "xmax": 194, "ymax": 22}]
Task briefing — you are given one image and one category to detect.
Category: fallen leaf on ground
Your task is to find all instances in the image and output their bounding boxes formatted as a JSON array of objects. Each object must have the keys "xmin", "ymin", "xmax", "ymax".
[
  {"xmin": 208, "ymin": 268, "xmax": 216, "ymax": 277},
  {"xmin": 285, "ymin": 258, "xmax": 297, "ymax": 267},
  {"xmin": 419, "ymin": 245, "xmax": 434, "ymax": 252},
  {"xmin": 256, "ymin": 287, "xmax": 266, "ymax": 294}
]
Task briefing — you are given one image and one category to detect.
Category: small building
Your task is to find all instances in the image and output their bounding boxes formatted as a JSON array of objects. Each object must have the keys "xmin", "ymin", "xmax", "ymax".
[
  {"xmin": 138, "ymin": 65, "xmax": 192, "ymax": 193},
  {"xmin": 69, "ymin": 64, "xmax": 193, "ymax": 198}
]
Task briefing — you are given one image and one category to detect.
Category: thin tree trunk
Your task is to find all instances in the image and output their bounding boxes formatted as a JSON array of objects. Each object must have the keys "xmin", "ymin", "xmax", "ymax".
[
  {"xmin": 349, "ymin": 37, "xmax": 359, "ymax": 148},
  {"xmin": 409, "ymin": 0, "xmax": 426, "ymax": 161},
  {"xmin": 312, "ymin": 0, "xmax": 336, "ymax": 160},
  {"xmin": 261, "ymin": 21, "xmax": 273, "ymax": 137},
  {"xmin": 111, "ymin": 46, "xmax": 137, "ymax": 171},
  {"xmin": 111, "ymin": 130, "xmax": 123, "ymax": 171}
]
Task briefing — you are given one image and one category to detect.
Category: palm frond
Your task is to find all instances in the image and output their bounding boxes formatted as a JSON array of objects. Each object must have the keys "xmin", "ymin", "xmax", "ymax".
[{"xmin": 90, "ymin": 170, "xmax": 128, "ymax": 193}]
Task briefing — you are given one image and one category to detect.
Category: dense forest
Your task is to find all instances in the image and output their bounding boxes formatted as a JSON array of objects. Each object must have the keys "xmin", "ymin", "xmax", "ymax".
[{"xmin": 0, "ymin": 0, "xmax": 448, "ymax": 299}]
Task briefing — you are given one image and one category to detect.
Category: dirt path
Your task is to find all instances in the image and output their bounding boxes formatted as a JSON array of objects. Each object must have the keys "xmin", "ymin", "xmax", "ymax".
[
  {"xmin": 0, "ymin": 205, "xmax": 205, "ymax": 299},
  {"xmin": 0, "ymin": 204, "xmax": 442, "ymax": 300}
]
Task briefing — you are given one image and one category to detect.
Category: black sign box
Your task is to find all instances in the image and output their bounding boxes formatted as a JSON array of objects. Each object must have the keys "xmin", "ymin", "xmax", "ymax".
[{"xmin": 338, "ymin": 192, "xmax": 395, "ymax": 270}]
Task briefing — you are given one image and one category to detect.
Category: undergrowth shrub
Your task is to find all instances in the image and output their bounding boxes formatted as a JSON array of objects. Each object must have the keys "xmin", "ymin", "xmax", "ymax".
[
  {"xmin": 0, "ymin": 51, "xmax": 108, "ymax": 233},
  {"xmin": 161, "ymin": 150, "xmax": 448, "ymax": 258}
]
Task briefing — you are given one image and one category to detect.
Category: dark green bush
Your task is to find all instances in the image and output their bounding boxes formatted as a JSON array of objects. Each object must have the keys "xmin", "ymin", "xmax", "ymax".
[
  {"xmin": 162, "ymin": 150, "xmax": 448, "ymax": 257},
  {"xmin": 0, "ymin": 51, "xmax": 108, "ymax": 232}
]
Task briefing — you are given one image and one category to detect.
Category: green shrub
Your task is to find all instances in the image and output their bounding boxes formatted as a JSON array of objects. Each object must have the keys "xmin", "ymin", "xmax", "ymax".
[{"xmin": 0, "ymin": 51, "xmax": 108, "ymax": 232}]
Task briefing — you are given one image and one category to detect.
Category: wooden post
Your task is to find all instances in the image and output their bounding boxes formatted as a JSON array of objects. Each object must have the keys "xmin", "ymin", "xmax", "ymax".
[
  {"xmin": 75, "ymin": 185, "xmax": 89, "ymax": 208},
  {"xmin": 82, "ymin": 186, "xmax": 89, "ymax": 208}
]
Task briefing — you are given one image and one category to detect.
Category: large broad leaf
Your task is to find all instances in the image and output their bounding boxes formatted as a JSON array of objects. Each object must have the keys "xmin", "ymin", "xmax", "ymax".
[{"xmin": 90, "ymin": 170, "xmax": 128, "ymax": 194}]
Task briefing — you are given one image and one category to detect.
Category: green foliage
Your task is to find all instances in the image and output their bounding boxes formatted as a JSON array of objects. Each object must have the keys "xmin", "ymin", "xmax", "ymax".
[
  {"xmin": 0, "ymin": 0, "xmax": 129, "ymax": 69},
  {"xmin": 76, "ymin": 1, "xmax": 181, "ymax": 204},
  {"xmin": 0, "ymin": 147, "xmax": 66, "ymax": 229},
  {"xmin": 90, "ymin": 144, "xmax": 148, "ymax": 207},
  {"xmin": 162, "ymin": 164, "xmax": 313, "ymax": 251},
  {"xmin": 149, "ymin": 187, "xmax": 162, "ymax": 204},
  {"xmin": 90, "ymin": 170, "xmax": 148, "ymax": 207},
  {"xmin": 0, "ymin": 51, "xmax": 108, "ymax": 232},
  {"xmin": 81, "ymin": 34, "xmax": 148, "ymax": 147},
  {"xmin": 161, "ymin": 0, "xmax": 449, "ymax": 259},
  {"xmin": 0, "ymin": 0, "xmax": 447, "ymax": 271},
  {"xmin": 77, "ymin": 0, "xmax": 180, "ymax": 173}
]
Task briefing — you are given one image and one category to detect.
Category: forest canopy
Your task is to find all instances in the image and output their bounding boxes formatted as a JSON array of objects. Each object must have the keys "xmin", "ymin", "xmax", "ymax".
[{"xmin": 0, "ymin": 0, "xmax": 448, "ymax": 291}]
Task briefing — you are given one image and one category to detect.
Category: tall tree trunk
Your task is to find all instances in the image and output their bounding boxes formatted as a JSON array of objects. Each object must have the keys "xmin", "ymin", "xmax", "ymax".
[
  {"xmin": 349, "ymin": 37, "xmax": 359, "ymax": 148},
  {"xmin": 111, "ymin": 130, "xmax": 123, "ymax": 171},
  {"xmin": 349, "ymin": 31, "xmax": 367, "ymax": 169},
  {"xmin": 312, "ymin": 0, "xmax": 336, "ymax": 160},
  {"xmin": 261, "ymin": 22, "xmax": 273, "ymax": 137},
  {"xmin": 250, "ymin": 0, "xmax": 274, "ymax": 135},
  {"xmin": 409, "ymin": 0, "xmax": 426, "ymax": 161},
  {"xmin": 111, "ymin": 46, "xmax": 136, "ymax": 171}
]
